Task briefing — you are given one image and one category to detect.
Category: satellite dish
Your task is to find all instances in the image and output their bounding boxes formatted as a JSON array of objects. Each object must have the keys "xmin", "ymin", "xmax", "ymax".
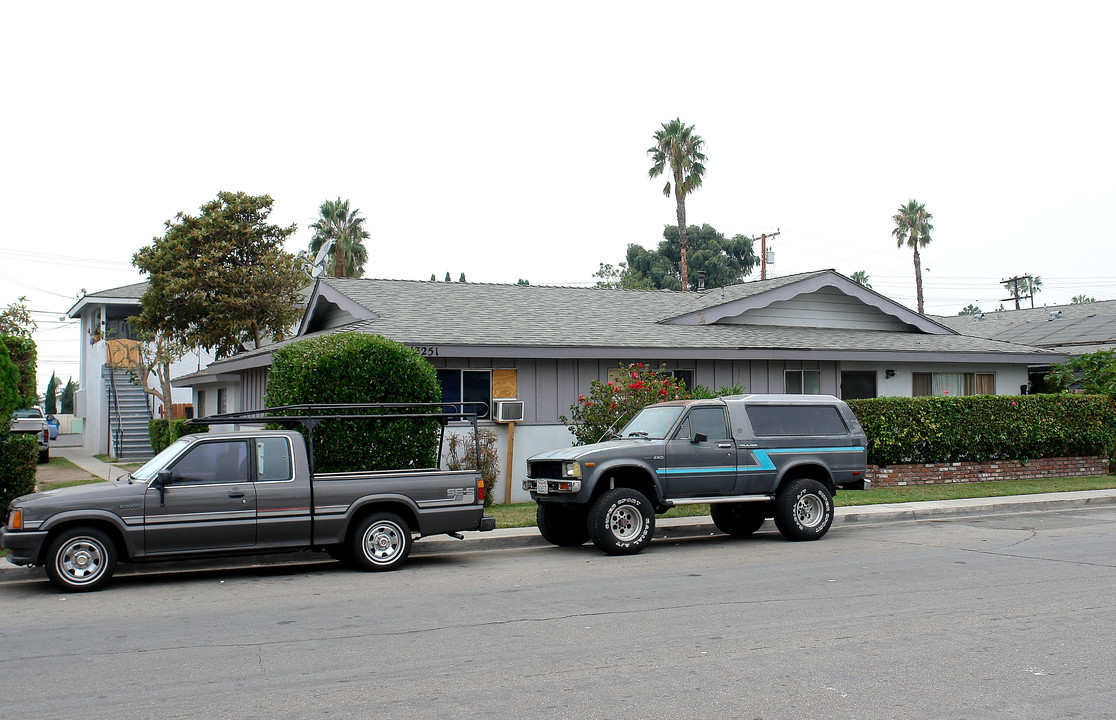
[
  {"xmin": 312, "ymin": 237, "xmax": 335, "ymax": 267},
  {"xmin": 302, "ymin": 237, "xmax": 336, "ymax": 279}
]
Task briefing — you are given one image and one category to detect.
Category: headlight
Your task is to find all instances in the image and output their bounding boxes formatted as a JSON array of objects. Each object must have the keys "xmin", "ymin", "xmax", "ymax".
[{"xmin": 562, "ymin": 461, "xmax": 582, "ymax": 479}]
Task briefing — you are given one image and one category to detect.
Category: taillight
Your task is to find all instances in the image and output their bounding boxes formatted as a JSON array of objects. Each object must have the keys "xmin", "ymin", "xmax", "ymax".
[
  {"xmin": 42, "ymin": 428, "xmax": 49, "ymax": 442},
  {"xmin": 477, "ymin": 479, "xmax": 485, "ymax": 503}
]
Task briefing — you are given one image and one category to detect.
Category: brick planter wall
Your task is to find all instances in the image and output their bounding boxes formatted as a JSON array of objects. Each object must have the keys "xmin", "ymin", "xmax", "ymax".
[{"xmin": 867, "ymin": 456, "xmax": 1111, "ymax": 488}]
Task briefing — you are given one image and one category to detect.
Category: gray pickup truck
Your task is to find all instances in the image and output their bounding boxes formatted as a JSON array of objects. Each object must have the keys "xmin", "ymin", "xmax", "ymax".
[
  {"xmin": 11, "ymin": 407, "xmax": 50, "ymax": 463},
  {"xmin": 2, "ymin": 404, "xmax": 495, "ymax": 591},
  {"xmin": 525, "ymin": 394, "xmax": 868, "ymax": 555}
]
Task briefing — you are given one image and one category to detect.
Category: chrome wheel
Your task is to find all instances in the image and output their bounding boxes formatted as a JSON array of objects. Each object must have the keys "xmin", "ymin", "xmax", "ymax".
[
  {"xmin": 793, "ymin": 493, "xmax": 826, "ymax": 529},
  {"xmin": 57, "ymin": 536, "xmax": 108, "ymax": 584},
  {"xmin": 46, "ymin": 527, "xmax": 117, "ymax": 592},
  {"xmin": 362, "ymin": 520, "xmax": 405, "ymax": 565},
  {"xmin": 350, "ymin": 512, "xmax": 412, "ymax": 571},
  {"xmin": 607, "ymin": 503, "xmax": 644, "ymax": 542}
]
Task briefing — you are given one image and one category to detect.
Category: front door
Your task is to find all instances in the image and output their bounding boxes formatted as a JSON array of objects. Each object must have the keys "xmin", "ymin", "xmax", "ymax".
[
  {"xmin": 663, "ymin": 407, "xmax": 736, "ymax": 497},
  {"xmin": 144, "ymin": 440, "xmax": 257, "ymax": 554}
]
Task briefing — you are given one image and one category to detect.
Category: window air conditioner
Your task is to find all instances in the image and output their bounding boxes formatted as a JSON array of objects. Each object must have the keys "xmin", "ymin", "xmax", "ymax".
[{"xmin": 493, "ymin": 398, "xmax": 524, "ymax": 423}]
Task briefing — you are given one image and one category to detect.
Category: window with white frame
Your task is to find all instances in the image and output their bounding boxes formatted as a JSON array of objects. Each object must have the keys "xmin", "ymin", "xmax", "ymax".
[
  {"xmin": 912, "ymin": 372, "xmax": 995, "ymax": 397},
  {"xmin": 785, "ymin": 369, "xmax": 822, "ymax": 394}
]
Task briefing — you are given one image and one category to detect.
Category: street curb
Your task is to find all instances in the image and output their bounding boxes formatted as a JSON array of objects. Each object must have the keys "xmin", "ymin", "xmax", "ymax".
[{"xmin": 4, "ymin": 489, "xmax": 1116, "ymax": 583}]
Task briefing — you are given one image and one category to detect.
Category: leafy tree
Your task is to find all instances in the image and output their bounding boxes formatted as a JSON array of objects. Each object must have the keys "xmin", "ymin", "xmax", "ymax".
[
  {"xmin": 445, "ymin": 272, "xmax": 452, "ymax": 282},
  {"xmin": 593, "ymin": 262, "xmax": 654, "ymax": 290},
  {"xmin": 0, "ymin": 296, "xmax": 36, "ymax": 337},
  {"xmin": 430, "ymin": 274, "xmax": 436, "ymax": 281},
  {"xmin": 1072, "ymin": 294, "xmax": 1096, "ymax": 304},
  {"xmin": 44, "ymin": 372, "xmax": 59, "ymax": 414},
  {"xmin": 958, "ymin": 303, "xmax": 983, "ymax": 316},
  {"xmin": 308, "ymin": 197, "xmax": 370, "ymax": 278},
  {"xmin": 132, "ymin": 191, "xmax": 305, "ymax": 359},
  {"xmin": 891, "ymin": 199, "xmax": 934, "ymax": 314},
  {"xmin": 459, "ymin": 273, "xmax": 466, "ymax": 283},
  {"xmin": 516, "ymin": 279, "xmax": 530, "ymax": 286},
  {"xmin": 60, "ymin": 378, "xmax": 77, "ymax": 414},
  {"xmin": 622, "ymin": 224, "xmax": 757, "ymax": 291},
  {"xmin": 1046, "ymin": 349, "xmax": 1116, "ymax": 396},
  {"xmin": 850, "ymin": 270, "xmax": 872, "ymax": 289},
  {"xmin": 0, "ymin": 339, "xmax": 21, "ymax": 433},
  {"xmin": 129, "ymin": 330, "xmax": 187, "ymax": 421},
  {"xmin": 648, "ymin": 118, "xmax": 706, "ymax": 292},
  {"xmin": 0, "ymin": 335, "xmax": 37, "ymax": 408}
]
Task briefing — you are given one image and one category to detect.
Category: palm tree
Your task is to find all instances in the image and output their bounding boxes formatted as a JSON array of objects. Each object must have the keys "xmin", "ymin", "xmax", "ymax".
[
  {"xmin": 850, "ymin": 270, "xmax": 872, "ymax": 289},
  {"xmin": 1026, "ymin": 275, "xmax": 1042, "ymax": 308},
  {"xmin": 309, "ymin": 198, "xmax": 370, "ymax": 278},
  {"xmin": 891, "ymin": 199, "xmax": 934, "ymax": 313},
  {"xmin": 648, "ymin": 118, "xmax": 706, "ymax": 292}
]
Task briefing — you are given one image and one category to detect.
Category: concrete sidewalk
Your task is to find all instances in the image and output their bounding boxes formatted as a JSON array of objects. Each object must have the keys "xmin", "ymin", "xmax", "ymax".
[
  {"xmin": 4, "ymin": 488, "xmax": 1116, "ymax": 583},
  {"xmin": 54, "ymin": 443, "xmax": 137, "ymax": 482}
]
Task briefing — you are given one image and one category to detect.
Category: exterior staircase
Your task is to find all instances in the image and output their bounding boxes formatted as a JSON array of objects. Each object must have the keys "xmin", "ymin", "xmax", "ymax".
[{"xmin": 104, "ymin": 367, "xmax": 154, "ymax": 462}]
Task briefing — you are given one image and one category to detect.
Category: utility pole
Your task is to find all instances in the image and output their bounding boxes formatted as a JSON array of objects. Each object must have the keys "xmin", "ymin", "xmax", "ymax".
[
  {"xmin": 1000, "ymin": 274, "xmax": 1032, "ymax": 310},
  {"xmin": 749, "ymin": 228, "xmax": 781, "ymax": 280}
]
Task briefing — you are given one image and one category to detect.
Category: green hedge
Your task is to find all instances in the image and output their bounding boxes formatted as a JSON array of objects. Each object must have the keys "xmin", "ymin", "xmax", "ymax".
[
  {"xmin": 264, "ymin": 332, "xmax": 442, "ymax": 473},
  {"xmin": 847, "ymin": 394, "xmax": 1116, "ymax": 467},
  {"xmin": 0, "ymin": 434, "xmax": 37, "ymax": 511},
  {"xmin": 149, "ymin": 417, "xmax": 209, "ymax": 454}
]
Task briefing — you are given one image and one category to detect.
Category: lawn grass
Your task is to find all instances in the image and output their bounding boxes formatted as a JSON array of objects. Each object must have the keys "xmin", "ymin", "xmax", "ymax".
[{"xmin": 485, "ymin": 475, "xmax": 1116, "ymax": 529}]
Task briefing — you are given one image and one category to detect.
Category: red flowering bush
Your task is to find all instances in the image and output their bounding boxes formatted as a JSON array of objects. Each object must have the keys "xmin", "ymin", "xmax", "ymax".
[{"xmin": 560, "ymin": 363, "xmax": 695, "ymax": 445}]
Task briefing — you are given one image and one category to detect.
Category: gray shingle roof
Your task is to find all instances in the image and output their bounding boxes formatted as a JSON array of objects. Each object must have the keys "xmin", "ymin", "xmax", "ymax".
[
  {"xmin": 207, "ymin": 273, "xmax": 1057, "ymax": 371},
  {"xmin": 935, "ymin": 300, "xmax": 1116, "ymax": 354}
]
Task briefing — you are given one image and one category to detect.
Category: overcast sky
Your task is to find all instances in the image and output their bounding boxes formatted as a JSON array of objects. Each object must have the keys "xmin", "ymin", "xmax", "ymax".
[{"xmin": 2, "ymin": 1, "xmax": 1114, "ymax": 394}]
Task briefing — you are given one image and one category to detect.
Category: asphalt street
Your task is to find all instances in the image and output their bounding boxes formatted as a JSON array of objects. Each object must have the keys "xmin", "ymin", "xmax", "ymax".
[{"xmin": 3, "ymin": 503, "xmax": 1116, "ymax": 719}]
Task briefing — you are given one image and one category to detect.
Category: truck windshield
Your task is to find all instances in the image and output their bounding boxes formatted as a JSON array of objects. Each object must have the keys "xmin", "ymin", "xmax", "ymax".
[
  {"xmin": 132, "ymin": 438, "xmax": 192, "ymax": 482},
  {"xmin": 619, "ymin": 406, "xmax": 684, "ymax": 439}
]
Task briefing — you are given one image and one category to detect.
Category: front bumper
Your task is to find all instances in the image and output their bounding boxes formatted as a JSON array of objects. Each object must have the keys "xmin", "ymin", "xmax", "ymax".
[
  {"xmin": 0, "ymin": 528, "xmax": 49, "ymax": 566},
  {"xmin": 522, "ymin": 478, "xmax": 583, "ymax": 495}
]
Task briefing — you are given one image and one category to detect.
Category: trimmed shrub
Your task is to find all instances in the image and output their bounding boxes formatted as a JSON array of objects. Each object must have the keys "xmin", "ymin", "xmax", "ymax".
[
  {"xmin": 0, "ymin": 433, "xmax": 37, "ymax": 510},
  {"xmin": 264, "ymin": 332, "xmax": 442, "ymax": 473},
  {"xmin": 170, "ymin": 418, "xmax": 208, "ymax": 442},
  {"xmin": 149, "ymin": 419, "xmax": 171, "ymax": 454},
  {"xmin": 848, "ymin": 394, "xmax": 1116, "ymax": 467},
  {"xmin": 149, "ymin": 418, "xmax": 207, "ymax": 454}
]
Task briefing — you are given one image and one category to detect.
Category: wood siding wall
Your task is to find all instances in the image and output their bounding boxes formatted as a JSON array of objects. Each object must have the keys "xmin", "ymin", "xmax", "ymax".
[{"xmin": 718, "ymin": 287, "xmax": 914, "ymax": 331}]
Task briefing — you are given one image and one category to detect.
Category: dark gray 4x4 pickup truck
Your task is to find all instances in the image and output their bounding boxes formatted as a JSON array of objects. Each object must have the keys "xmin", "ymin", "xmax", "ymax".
[
  {"xmin": 525, "ymin": 394, "xmax": 868, "ymax": 555},
  {"xmin": 2, "ymin": 404, "xmax": 495, "ymax": 591}
]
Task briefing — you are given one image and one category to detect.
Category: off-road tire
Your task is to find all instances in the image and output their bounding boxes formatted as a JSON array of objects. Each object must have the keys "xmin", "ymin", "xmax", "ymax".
[
  {"xmin": 587, "ymin": 488, "xmax": 655, "ymax": 556},
  {"xmin": 537, "ymin": 503, "xmax": 590, "ymax": 546},
  {"xmin": 45, "ymin": 526, "xmax": 117, "ymax": 592},
  {"xmin": 350, "ymin": 512, "xmax": 412, "ymax": 571},
  {"xmin": 773, "ymin": 478, "xmax": 834, "ymax": 541},
  {"xmin": 710, "ymin": 502, "xmax": 769, "ymax": 536}
]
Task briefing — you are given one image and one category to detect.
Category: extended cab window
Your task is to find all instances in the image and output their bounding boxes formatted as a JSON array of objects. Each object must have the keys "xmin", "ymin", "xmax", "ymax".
[
  {"xmin": 745, "ymin": 405, "xmax": 848, "ymax": 436},
  {"xmin": 257, "ymin": 437, "xmax": 293, "ymax": 482},
  {"xmin": 169, "ymin": 441, "xmax": 249, "ymax": 484}
]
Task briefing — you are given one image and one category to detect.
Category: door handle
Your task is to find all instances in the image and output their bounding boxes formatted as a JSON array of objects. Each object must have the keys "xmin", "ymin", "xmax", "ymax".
[
  {"xmin": 717, "ymin": 442, "xmax": 733, "ymax": 448},
  {"xmin": 228, "ymin": 491, "xmax": 245, "ymax": 499}
]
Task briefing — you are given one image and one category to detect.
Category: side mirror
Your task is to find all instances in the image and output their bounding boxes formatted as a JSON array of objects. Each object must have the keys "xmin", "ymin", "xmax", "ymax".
[
  {"xmin": 691, "ymin": 432, "xmax": 708, "ymax": 445},
  {"xmin": 152, "ymin": 470, "xmax": 173, "ymax": 506}
]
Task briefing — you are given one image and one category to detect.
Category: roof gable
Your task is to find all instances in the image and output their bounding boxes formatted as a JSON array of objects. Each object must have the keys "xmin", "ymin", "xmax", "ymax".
[{"xmin": 663, "ymin": 270, "xmax": 951, "ymax": 334}]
